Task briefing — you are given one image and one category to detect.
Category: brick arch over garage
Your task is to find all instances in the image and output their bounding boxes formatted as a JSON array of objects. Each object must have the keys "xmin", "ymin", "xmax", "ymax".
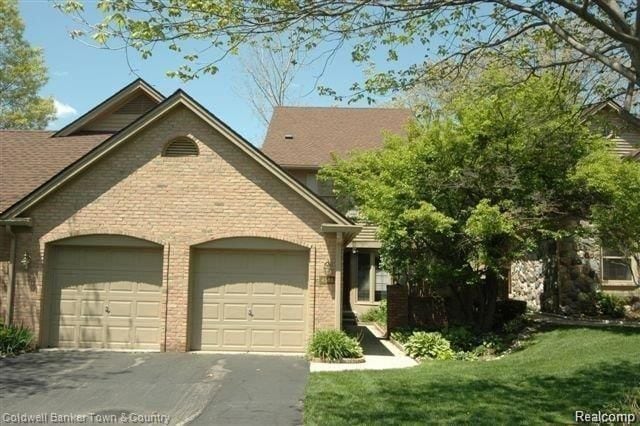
[{"xmin": 191, "ymin": 232, "xmax": 313, "ymax": 250}]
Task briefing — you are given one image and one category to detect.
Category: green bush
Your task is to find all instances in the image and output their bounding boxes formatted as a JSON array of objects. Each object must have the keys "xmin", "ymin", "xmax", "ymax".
[
  {"xmin": 359, "ymin": 300, "xmax": 387, "ymax": 325},
  {"xmin": 404, "ymin": 331, "xmax": 454, "ymax": 360},
  {"xmin": 390, "ymin": 327, "xmax": 413, "ymax": 345},
  {"xmin": 596, "ymin": 293, "xmax": 626, "ymax": 318},
  {"xmin": 0, "ymin": 323, "xmax": 34, "ymax": 356},
  {"xmin": 443, "ymin": 326, "xmax": 477, "ymax": 352},
  {"xmin": 503, "ymin": 316, "xmax": 527, "ymax": 335},
  {"xmin": 307, "ymin": 329, "xmax": 363, "ymax": 361},
  {"xmin": 473, "ymin": 333, "xmax": 508, "ymax": 357},
  {"xmin": 454, "ymin": 351, "xmax": 479, "ymax": 361}
]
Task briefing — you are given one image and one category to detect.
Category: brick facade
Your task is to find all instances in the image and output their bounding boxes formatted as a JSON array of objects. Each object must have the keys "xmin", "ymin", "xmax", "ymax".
[{"xmin": 0, "ymin": 105, "xmax": 341, "ymax": 351}]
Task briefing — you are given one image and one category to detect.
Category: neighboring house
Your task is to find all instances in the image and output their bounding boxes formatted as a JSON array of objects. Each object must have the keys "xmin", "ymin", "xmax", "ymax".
[
  {"xmin": 509, "ymin": 100, "xmax": 640, "ymax": 311},
  {"xmin": 0, "ymin": 79, "xmax": 361, "ymax": 353},
  {"xmin": 262, "ymin": 106, "xmax": 412, "ymax": 316}
]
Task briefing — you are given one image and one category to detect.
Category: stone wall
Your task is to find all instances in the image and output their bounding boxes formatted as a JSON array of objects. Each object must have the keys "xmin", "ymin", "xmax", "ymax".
[
  {"xmin": 509, "ymin": 237, "xmax": 605, "ymax": 314},
  {"xmin": 509, "ymin": 259, "xmax": 545, "ymax": 311}
]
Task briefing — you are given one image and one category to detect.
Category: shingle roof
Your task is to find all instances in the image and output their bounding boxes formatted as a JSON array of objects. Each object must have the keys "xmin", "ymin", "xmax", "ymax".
[
  {"xmin": 262, "ymin": 106, "xmax": 412, "ymax": 167},
  {"xmin": 0, "ymin": 130, "xmax": 112, "ymax": 213}
]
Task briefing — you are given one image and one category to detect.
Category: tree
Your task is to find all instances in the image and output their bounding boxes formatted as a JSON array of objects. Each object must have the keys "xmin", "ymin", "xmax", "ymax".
[
  {"xmin": 237, "ymin": 33, "xmax": 312, "ymax": 125},
  {"xmin": 319, "ymin": 70, "xmax": 640, "ymax": 330},
  {"xmin": 59, "ymin": 1, "xmax": 640, "ymax": 109},
  {"xmin": 0, "ymin": 0, "xmax": 55, "ymax": 129}
]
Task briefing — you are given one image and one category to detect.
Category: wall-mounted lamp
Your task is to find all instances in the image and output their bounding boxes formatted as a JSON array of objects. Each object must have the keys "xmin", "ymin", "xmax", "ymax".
[
  {"xmin": 20, "ymin": 251, "xmax": 31, "ymax": 270},
  {"xmin": 323, "ymin": 261, "xmax": 334, "ymax": 277}
]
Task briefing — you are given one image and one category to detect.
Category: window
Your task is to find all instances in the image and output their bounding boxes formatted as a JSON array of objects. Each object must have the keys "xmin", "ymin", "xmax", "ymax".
[
  {"xmin": 163, "ymin": 137, "xmax": 199, "ymax": 157},
  {"xmin": 355, "ymin": 251, "xmax": 390, "ymax": 303},
  {"xmin": 357, "ymin": 253, "xmax": 371, "ymax": 302},
  {"xmin": 602, "ymin": 248, "xmax": 633, "ymax": 282}
]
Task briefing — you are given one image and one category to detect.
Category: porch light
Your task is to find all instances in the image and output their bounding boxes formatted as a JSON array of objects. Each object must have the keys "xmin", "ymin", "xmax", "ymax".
[
  {"xmin": 20, "ymin": 251, "xmax": 31, "ymax": 270},
  {"xmin": 323, "ymin": 261, "xmax": 334, "ymax": 277}
]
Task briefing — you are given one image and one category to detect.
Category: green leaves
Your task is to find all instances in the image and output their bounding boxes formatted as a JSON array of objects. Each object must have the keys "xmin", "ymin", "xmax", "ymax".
[
  {"xmin": 0, "ymin": 0, "xmax": 55, "ymax": 129},
  {"xmin": 323, "ymin": 69, "xmax": 636, "ymax": 293},
  {"xmin": 464, "ymin": 199, "xmax": 515, "ymax": 242}
]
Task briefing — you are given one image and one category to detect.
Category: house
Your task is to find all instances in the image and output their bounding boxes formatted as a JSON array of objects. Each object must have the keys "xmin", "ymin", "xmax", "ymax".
[
  {"xmin": 509, "ymin": 100, "xmax": 640, "ymax": 312},
  {"xmin": 262, "ymin": 106, "xmax": 412, "ymax": 317},
  {"xmin": 0, "ymin": 79, "xmax": 364, "ymax": 353},
  {"xmin": 0, "ymin": 80, "xmax": 635, "ymax": 354},
  {"xmin": 263, "ymin": 101, "xmax": 640, "ymax": 318}
]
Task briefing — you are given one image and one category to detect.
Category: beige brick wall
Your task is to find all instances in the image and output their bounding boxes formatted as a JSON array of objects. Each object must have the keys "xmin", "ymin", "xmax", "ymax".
[{"xmin": 3, "ymin": 105, "xmax": 340, "ymax": 351}]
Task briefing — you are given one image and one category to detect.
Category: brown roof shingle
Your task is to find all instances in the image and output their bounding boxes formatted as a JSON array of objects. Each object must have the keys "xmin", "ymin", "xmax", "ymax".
[
  {"xmin": 0, "ymin": 130, "xmax": 112, "ymax": 213},
  {"xmin": 262, "ymin": 106, "xmax": 412, "ymax": 167}
]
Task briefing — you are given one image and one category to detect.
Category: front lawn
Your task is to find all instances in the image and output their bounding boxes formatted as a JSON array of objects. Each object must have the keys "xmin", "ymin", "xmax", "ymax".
[{"xmin": 304, "ymin": 326, "xmax": 640, "ymax": 425}]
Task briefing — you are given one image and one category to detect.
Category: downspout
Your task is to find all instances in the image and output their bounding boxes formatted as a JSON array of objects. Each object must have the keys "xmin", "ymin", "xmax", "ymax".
[
  {"xmin": 5, "ymin": 225, "xmax": 17, "ymax": 325},
  {"xmin": 312, "ymin": 245, "xmax": 317, "ymax": 334},
  {"xmin": 163, "ymin": 243, "xmax": 170, "ymax": 352},
  {"xmin": 335, "ymin": 232, "xmax": 343, "ymax": 330}
]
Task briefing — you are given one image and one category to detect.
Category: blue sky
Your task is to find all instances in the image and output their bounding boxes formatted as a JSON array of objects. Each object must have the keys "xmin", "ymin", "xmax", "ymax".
[{"xmin": 19, "ymin": 1, "xmax": 397, "ymax": 146}]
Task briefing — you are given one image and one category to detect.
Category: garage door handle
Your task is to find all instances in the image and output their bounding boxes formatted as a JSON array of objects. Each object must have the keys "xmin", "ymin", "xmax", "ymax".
[
  {"xmin": 248, "ymin": 308, "xmax": 253, "ymax": 317},
  {"xmin": 105, "ymin": 306, "xmax": 111, "ymax": 314}
]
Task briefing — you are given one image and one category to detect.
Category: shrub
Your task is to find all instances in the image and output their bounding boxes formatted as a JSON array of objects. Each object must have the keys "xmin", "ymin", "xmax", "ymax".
[
  {"xmin": 503, "ymin": 316, "xmax": 527, "ymax": 335},
  {"xmin": 443, "ymin": 326, "xmax": 477, "ymax": 352},
  {"xmin": 307, "ymin": 329, "xmax": 363, "ymax": 361},
  {"xmin": 454, "ymin": 351, "xmax": 479, "ymax": 361},
  {"xmin": 404, "ymin": 331, "xmax": 454, "ymax": 360},
  {"xmin": 473, "ymin": 333, "xmax": 508, "ymax": 357},
  {"xmin": 0, "ymin": 323, "xmax": 34, "ymax": 356},
  {"xmin": 390, "ymin": 328, "xmax": 413, "ymax": 345},
  {"xmin": 596, "ymin": 293, "xmax": 626, "ymax": 318},
  {"xmin": 359, "ymin": 300, "xmax": 387, "ymax": 325}
]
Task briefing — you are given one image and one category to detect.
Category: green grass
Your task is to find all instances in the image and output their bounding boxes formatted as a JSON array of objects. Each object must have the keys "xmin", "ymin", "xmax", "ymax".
[{"xmin": 304, "ymin": 326, "xmax": 640, "ymax": 425}]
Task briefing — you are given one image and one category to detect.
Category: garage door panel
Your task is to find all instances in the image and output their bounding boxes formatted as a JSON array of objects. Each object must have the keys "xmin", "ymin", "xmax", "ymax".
[
  {"xmin": 251, "ymin": 330, "xmax": 276, "ymax": 348},
  {"xmin": 191, "ymin": 248, "xmax": 308, "ymax": 352},
  {"xmin": 280, "ymin": 304, "xmax": 304, "ymax": 321},
  {"xmin": 222, "ymin": 329, "xmax": 249, "ymax": 347},
  {"xmin": 136, "ymin": 301, "xmax": 161, "ymax": 319},
  {"xmin": 279, "ymin": 330, "xmax": 304, "ymax": 348},
  {"xmin": 48, "ymin": 245, "xmax": 162, "ymax": 349},
  {"xmin": 223, "ymin": 303, "xmax": 249, "ymax": 321}
]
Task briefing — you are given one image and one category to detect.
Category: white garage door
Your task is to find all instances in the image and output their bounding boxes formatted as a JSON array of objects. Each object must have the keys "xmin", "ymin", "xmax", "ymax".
[
  {"xmin": 190, "ymin": 249, "xmax": 308, "ymax": 352},
  {"xmin": 47, "ymin": 245, "xmax": 163, "ymax": 349}
]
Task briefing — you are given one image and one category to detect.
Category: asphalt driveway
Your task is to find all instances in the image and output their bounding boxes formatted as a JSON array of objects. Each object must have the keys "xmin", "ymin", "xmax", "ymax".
[{"xmin": 0, "ymin": 351, "xmax": 309, "ymax": 426}]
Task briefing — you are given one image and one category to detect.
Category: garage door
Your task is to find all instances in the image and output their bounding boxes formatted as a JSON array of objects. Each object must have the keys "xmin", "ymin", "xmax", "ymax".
[
  {"xmin": 47, "ymin": 245, "xmax": 163, "ymax": 349},
  {"xmin": 191, "ymin": 249, "xmax": 308, "ymax": 352}
]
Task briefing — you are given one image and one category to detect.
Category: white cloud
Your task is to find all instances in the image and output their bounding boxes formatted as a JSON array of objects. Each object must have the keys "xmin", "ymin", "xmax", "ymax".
[{"xmin": 54, "ymin": 99, "xmax": 78, "ymax": 119}]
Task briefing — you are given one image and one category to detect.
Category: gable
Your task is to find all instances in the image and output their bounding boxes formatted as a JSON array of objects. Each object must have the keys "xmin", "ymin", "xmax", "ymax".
[
  {"xmin": 25, "ymin": 105, "xmax": 345, "ymax": 237},
  {"xmin": 3, "ymin": 90, "xmax": 352, "ymax": 228},
  {"xmin": 55, "ymin": 79, "xmax": 164, "ymax": 137},
  {"xmin": 80, "ymin": 92, "xmax": 158, "ymax": 133},
  {"xmin": 591, "ymin": 108, "xmax": 640, "ymax": 157}
]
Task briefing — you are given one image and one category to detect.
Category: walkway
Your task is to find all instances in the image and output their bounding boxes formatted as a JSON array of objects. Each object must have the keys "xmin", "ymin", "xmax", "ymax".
[{"xmin": 309, "ymin": 325, "xmax": 417, "ymax": 373}]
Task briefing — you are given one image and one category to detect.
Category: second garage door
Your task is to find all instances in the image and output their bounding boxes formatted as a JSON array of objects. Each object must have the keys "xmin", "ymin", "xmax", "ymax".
[{"xmin": 190, "ymin": 248, "xmax": 308, "ymax": 352}]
